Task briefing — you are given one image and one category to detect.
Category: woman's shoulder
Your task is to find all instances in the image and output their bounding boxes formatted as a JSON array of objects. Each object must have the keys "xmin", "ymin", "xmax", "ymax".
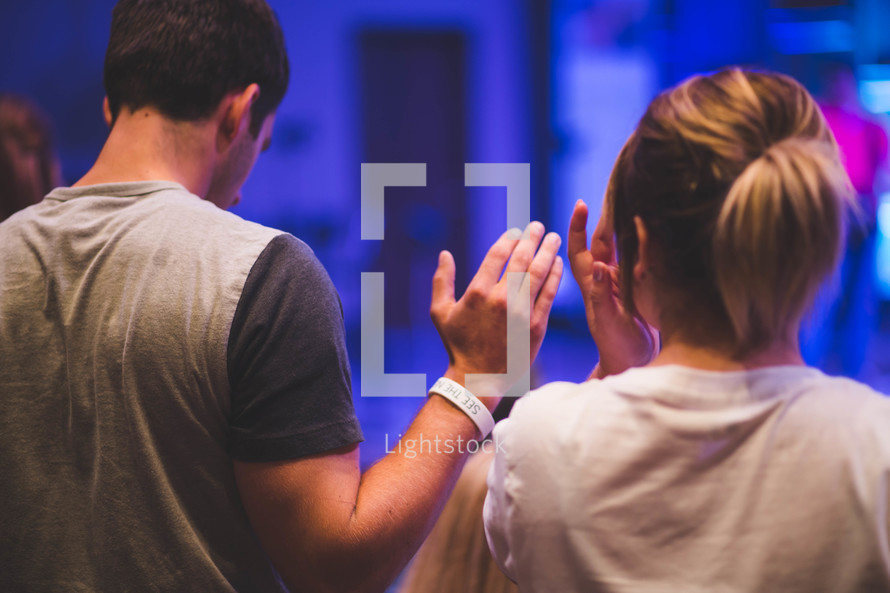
[
  {"xmin": 504, "ymin": 365, "xmax": 890, "ymax": 442},
  {"xmin": 499, "ymin": 377, "xmax": 633, "ymax": 454},
  {"xmin": 509, "ymin": 378, "xmax": 614, "ymax": 422}
]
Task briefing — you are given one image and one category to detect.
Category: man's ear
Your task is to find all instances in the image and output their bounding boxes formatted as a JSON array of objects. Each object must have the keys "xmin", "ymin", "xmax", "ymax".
[
  {"xmin": 633, "ymin": 216, "xmax": 651, "ymax": 283},
  {"xmin": 220, "ymin": 84, "xmax": 261, "ymax": 143},
  {"xmin": 103, "ymin": 97, "xmax": 113, "ymax": 128}
]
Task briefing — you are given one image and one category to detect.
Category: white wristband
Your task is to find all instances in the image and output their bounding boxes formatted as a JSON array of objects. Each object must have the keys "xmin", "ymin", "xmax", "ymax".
[{"xmin": 428, "ymin": 377, "xmax": 495, "ymax": 437}]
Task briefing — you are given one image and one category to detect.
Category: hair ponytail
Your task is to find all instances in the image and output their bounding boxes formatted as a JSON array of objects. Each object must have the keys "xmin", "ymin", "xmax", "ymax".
[
  {"xmin": 610, "ymin": 68, "xmax": 856, "ymax": 355},
  {"xmin": 714, "ymin": 138, "xmax": 854, "ymax": 352}
]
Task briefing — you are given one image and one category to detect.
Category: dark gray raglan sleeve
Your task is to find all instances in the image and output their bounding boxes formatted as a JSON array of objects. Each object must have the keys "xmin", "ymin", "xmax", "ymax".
[{"xmin": 227, "ymin": 233, "xmax": 363, "ymax": 462}]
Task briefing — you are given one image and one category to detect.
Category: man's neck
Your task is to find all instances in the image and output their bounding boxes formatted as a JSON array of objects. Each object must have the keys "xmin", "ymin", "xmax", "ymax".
[{"xmin": 74, "ymin": 107, "xmax": 217, "ymax": 197}]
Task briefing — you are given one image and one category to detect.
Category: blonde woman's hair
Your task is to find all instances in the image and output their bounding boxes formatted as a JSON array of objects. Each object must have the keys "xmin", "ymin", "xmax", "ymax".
[
  {"xmin": 399, "ymin": 450, "xmax": 518, "ymax": 593},
  {"xmin": 608, "ymin": 68, "xmax": 854, "ymax": 354}
]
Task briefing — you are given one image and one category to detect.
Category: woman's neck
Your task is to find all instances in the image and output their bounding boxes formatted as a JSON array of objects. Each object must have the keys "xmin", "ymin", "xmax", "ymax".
[{"xmin": 650, "ymin": 335, "xmax": 804, "ymax": 371}]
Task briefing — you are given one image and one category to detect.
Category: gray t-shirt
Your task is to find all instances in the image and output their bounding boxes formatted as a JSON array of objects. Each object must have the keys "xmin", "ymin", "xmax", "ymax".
[{"xmin": 0, "ymin": 181, "xmax": 363, "ymax": 592}]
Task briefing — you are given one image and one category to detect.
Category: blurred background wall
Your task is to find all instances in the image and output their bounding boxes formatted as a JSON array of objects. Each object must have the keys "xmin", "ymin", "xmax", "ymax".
[{"xmin": 3, "ymin": 0, "xmax": 890, "ymax": 471}]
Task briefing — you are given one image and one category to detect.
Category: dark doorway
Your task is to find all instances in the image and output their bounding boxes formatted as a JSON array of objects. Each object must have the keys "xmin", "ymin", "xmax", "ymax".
[{"xmin": 359, "ymin": 30, "xmax": 469, "ymax": 327}]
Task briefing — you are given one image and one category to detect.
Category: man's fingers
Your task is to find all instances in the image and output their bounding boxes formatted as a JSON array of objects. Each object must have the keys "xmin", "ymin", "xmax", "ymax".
[
  {"xmin": 503, "ymin": 221, "xmax": 545, "ymax": 277},
  {"xmin": 532, "ymin": 255, "xmax": 563, "ymax": 322},
  {"xmin": 525, "ymin": 231, "xmax": 561, "ymax": 300},
  {"xmin": 430, "ymin": 250, "xmax": 456, "ymax": 320},
  {"xmin": 470, "ymin": 227, "xmax": 523, "ymax": 289}
]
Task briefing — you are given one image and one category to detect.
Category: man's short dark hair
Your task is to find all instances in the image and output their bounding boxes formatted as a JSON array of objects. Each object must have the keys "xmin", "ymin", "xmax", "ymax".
[{"xmin": 104, "ymin": 0, "xmax": 289, "ymax": 135}]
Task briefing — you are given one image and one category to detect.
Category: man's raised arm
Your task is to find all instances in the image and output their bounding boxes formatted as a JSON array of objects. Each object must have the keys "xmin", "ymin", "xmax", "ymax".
[{"xmin": 234, "ymin": 222, "xmax": 562, "ymax": 593}]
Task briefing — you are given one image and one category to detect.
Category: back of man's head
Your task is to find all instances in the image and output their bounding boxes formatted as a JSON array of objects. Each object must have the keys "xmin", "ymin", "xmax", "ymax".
[{"xmin": 104, "ymin": 0, "xmax": 289, "ymax": 135}]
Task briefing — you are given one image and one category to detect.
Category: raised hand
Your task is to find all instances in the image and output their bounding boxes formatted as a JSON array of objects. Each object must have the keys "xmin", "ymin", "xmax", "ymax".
[
  {"xmin": 568, "ymin": 199, "xmax": 657, "ymax": 378},
  {"xmin": 430, "ymin": 222, "xmax": 563, "ymax": 408}
]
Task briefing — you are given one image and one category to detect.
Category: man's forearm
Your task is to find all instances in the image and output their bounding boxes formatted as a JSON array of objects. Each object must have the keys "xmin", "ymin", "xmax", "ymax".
[
  {"xmin": 237, "ymin": 223, "xmax": 562, "ymax": 593},
  {"xmin": 334, "ymin": 394, "xmax": 480, "ymax": 592},
  {"xmin": 238, "ymin": 391, "xmax": 483, "ymax": 593}
]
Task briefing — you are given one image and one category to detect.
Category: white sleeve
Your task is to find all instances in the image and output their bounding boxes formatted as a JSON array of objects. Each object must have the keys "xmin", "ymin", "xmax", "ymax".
[{"xmin": 483, "ymin": 418, "xmax": 517, "ymax": 582}]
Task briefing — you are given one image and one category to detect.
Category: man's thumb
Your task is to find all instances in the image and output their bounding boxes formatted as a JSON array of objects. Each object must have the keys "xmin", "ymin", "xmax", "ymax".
[{"xmin": 431, "ymin": 250, "xmax": 456, "ymax": 313}]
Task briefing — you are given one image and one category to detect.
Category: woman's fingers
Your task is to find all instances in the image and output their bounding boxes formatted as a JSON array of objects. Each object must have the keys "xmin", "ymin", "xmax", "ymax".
[
  {"xmin": 568, "ymin": 199, "xmax": 591, "ymax": 277},
  {"xmin": 589, "ymin": 197, "xmax": 616, "ymax": 265},
  {"xmin": 587, "ymin": 261, "xmax": 619, "ymax": 320}
]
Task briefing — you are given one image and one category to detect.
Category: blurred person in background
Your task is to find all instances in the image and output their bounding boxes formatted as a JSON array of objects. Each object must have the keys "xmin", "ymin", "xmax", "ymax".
[
  {"xmin": 802, "ymin": 62, "xmax": 889, "ymax": 379},
  {"xmin": 485, "ymin": 68, "xmax": 890, "ymax": 592},
  {"xmin": 0, "ymin": 93, "xmax": 62, "ymax": 221},
  {"xmin": 399, "ymin": 448, "xmax": 518, "ymax": 593}
]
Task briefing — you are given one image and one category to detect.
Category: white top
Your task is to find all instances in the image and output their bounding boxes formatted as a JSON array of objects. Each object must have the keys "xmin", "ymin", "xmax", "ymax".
[{"xmin": 484, "ymin": 365, "xmax": 890, "ymax": 592}]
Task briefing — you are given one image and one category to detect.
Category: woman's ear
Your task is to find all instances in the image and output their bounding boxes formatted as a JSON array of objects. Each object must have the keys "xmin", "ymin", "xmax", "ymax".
[
  {"xmin": 103, "ymin": 97, "xmax": 113, "ymax": 128},
  {"xmin": 633, "ymin": 216, "xmax": 650, "ymax": 283}
]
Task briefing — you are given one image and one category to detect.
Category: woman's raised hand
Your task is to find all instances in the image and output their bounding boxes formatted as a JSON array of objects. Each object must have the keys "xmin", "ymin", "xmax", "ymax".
[{"xmin": 567, "ymin": 199, "xmax": 657, "ymax": 378}]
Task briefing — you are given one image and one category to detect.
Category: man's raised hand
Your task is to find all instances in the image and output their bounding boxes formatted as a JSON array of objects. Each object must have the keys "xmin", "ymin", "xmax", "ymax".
[{"xmin": 430, "ymin": 222, "xmax": 562, "ymax": 409}]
